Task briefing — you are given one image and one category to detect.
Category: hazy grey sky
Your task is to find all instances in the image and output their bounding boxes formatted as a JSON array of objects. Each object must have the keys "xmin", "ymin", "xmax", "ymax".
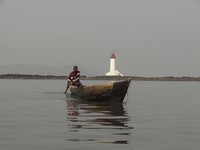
[{"xmin": 0, "ymin": 0, "xmax": 200, "ymax": 76}]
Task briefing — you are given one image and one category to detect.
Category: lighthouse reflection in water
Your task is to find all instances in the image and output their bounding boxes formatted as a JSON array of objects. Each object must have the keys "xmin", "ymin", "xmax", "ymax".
[{"xmin": 66, "ymin": 98, "xmax": 133, "ymax": 145}]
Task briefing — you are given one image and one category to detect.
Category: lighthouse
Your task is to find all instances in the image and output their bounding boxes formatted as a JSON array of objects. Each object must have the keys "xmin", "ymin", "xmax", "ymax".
[{"xmin": 105, "ymin": 52, "xmax": 123, "ymax": 76}]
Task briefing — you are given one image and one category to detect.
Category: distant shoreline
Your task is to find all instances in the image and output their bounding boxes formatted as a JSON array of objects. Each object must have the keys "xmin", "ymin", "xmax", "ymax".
[{"xmin": 0, "ymin": 74, "xmax": 200, "ymax": 81}]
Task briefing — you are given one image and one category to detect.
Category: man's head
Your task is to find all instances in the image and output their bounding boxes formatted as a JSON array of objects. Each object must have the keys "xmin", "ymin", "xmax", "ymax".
[{"xmin": 73, "ymin": 66, "xmax": 78, "ymax": 71}]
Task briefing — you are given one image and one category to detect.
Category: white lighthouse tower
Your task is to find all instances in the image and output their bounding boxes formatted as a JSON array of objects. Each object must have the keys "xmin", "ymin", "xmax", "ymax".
[{"xmin": 106, "ymin": 52, "xmax": 123, "ymax": 76}]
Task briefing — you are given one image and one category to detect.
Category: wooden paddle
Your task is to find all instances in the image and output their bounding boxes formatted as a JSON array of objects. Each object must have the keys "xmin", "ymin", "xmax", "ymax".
[{"xmin": 64, "ymin": 81, "xmax": 71, "ymax": 94}]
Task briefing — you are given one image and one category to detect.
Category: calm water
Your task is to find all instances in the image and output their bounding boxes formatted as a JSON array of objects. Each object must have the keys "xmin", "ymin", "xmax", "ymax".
[{"xmin": 0, "ymin": 79, "xmax": 200, "ymax": 150}]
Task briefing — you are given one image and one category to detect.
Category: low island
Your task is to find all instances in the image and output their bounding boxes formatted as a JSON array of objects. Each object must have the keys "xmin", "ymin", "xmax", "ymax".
[{"xmin": 0, "ymin": 74, "xmax": 200, "ymax": 81}]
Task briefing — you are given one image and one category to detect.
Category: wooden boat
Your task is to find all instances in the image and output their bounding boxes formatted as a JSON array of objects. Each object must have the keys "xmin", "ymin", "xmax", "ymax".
[{"xmin": 69, "ymin": 78, "xmax": 132, "ymax": 102}]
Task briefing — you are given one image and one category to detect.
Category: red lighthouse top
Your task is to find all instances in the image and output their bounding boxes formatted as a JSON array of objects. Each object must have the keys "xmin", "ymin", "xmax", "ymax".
[{"xmin": 110, "ymin": 52, "xmax": 116, "ymax": 59}]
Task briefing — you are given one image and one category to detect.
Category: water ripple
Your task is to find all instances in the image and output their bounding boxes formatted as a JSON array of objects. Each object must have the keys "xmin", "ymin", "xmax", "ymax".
[{"xmin": 66, "ymin": 99, "xmax": 134, "ymax": 145}]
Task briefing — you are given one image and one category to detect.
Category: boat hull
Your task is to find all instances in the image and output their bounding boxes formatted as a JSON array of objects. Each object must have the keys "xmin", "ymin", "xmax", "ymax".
[{"xmin": 69, "ymin": 79, "xmax": 131, "ymax": 102}]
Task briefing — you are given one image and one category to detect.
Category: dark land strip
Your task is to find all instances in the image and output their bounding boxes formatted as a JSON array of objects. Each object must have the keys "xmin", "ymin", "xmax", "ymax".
[{"xmin": 0, "ymin": 74, "xmax": 200, "ymax": 81}]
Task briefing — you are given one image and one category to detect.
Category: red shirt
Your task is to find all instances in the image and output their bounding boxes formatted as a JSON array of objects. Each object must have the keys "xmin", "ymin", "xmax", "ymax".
[{"xmin": 68, "ymin": 71, "xmax": 80, "ymax": 85}]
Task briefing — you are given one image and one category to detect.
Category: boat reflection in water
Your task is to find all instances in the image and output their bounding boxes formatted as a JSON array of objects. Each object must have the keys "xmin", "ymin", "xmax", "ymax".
[{"xmin": 66, "ymin": 98, "xmax": 134, "ymax": 145}]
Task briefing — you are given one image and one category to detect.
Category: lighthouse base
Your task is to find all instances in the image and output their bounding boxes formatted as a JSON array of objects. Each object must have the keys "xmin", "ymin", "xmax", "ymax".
[{"xmin": 106, "ymin": 70, "xmax": 123, "ymax": 76}]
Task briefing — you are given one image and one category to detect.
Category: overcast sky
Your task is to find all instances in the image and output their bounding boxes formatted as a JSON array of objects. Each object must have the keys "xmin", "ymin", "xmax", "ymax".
[{"xmin": 0, "ymin": 0, "xmax": 200, "ymax": 76}]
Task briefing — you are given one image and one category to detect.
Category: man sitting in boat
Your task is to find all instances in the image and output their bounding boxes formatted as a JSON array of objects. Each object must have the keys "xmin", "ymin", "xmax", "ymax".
[
  {"xmin": 68, "ymin": 66, "xmax": 82, "ymax": 86},
  {"xmin": 65, "ymin": 66, "xmax": 82, "ymax": 94}
]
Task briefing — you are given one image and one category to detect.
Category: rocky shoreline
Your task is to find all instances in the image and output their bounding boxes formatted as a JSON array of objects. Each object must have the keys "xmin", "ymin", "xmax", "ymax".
[{"xmin": 0, "ymin": 74, "xmax": 200, "ymax": 81}]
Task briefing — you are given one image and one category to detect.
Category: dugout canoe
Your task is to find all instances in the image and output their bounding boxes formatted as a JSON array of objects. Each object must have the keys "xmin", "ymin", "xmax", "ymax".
[{"xmin": 69, "ymin": 78, "xmax": 132, "ymax": 102}]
